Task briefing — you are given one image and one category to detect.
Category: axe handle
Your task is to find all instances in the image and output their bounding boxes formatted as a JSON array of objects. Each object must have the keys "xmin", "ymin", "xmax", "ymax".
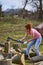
[{"xmin": 7, "ymin": 37, "xmax": 24, "ymax": 43}]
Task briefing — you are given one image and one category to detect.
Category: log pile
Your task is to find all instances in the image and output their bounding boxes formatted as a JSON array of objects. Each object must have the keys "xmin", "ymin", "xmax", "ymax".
[
  {"xmin": 0, "ymin": 38, "xmax": 43, "ymax": 65},
  {"xmin": 0, "ymin": 39, "xmax": 26, "ymax": 65},
  {"xmin": 0, "ymin": 47, "xmax": 25, "ymax": 65}
]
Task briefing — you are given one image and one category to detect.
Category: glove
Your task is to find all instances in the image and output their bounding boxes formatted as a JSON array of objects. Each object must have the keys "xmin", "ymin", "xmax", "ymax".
[
  {"xmin": 24, "ymin": 41, "xmax": 27, "ymax": 44},
  {"xmin": 17, "ymin": 39, "xmax": 22, "ymax": 43}
]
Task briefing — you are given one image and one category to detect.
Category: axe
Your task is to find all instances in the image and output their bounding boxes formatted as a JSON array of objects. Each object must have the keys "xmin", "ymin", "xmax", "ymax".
[{"xmin": 7, "ymin": 37, "xmax": 24, "ymax": 43}]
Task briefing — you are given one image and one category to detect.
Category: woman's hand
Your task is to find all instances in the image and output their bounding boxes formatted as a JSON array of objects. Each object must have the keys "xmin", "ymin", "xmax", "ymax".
[{"xmin": 24, "ymin": 41, "xmax": 27, "ymax": 44}]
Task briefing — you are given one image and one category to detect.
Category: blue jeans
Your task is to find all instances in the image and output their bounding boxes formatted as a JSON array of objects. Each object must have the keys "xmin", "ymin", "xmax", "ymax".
[{"xmin": 26, "ymin": 36, "xmax": 42, "ymax": 56}]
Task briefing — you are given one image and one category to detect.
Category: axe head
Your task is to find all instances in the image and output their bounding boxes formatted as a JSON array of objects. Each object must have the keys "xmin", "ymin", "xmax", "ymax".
[{"xmin": 6, "ymin": 37, "xmax": 11, "ymax": 41}]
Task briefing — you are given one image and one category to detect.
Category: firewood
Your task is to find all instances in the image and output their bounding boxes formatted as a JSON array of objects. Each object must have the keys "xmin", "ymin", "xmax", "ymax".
[
  {"xmin": 30, "ymin": 55, "xmax": 43, "ymax": 63},
  {"xmin": 12, "ymin": 54, "xmax": 25, "ymax": 65}
]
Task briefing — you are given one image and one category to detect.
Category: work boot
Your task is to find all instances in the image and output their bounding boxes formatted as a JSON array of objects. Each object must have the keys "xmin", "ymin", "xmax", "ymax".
[
  {"xmin": 25, "ymin": 54, "xmax": 31, "ymax": 60},
  {"xmin": 25, "ymin": 54, "xmax": 28, "ymax": 60}
]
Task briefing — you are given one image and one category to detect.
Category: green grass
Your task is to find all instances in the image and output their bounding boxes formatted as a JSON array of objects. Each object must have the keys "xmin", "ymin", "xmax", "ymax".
[{"xmin": 0, "ymin": 17, "xmax": 42, "ymax": 41}]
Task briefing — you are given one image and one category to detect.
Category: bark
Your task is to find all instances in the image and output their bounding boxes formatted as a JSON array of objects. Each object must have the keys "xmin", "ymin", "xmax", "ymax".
[
  {"xmin": 34, "ymin": 61, "xmax": 43, "ymax": 65},
  {"xmin": 38, "ymin": 0, "xmax": 42, "ymax": 20},
  {"xmin": 4, "ymin": 41, "xmax": 11, "ymax": 54},
  {"xmin": 31, "ymin": 55, "xmax": 43, "ymax": 63},
  {"xmin": 12, "ymin": 54, "xmax": 25, "ymax": 65}
]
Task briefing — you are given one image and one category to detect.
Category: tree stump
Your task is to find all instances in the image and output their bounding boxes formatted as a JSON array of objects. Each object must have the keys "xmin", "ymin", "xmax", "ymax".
[
  {"xmin": 0, "ymin": 59, "xmax": 12, "ymax": 65},
  {"xmin": 12, "ymin": 54, "xmax": 25, "ymax": 65}
]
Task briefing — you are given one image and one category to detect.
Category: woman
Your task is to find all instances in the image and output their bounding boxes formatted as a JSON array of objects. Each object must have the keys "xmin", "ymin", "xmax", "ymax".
[{"xmin": 18, "ymin": 23, "xmax": 42, "ymax": 59}]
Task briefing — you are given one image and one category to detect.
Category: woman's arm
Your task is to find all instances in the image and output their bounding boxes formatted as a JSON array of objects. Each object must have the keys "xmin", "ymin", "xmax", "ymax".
[
  {"xmin": 20, "ymin": 32, "xmax": 27, "ymax": 41},
  {"xmin": 27, "ymin": 33, "xmax": 35, "ymax": 43}
]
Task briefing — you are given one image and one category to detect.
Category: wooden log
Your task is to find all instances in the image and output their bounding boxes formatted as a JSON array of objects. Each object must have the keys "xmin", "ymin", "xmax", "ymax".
[
  {"xmin": 4, "ymin": 41, "xmax": 11, "ymax": 54},
  {"xmin": 12, "ymin": 63, "xmax": 20, "ymax": 65},
  {"xmin": 21, "ymin": 48, "xmax": 26, "ymax": 54},
  {"xmin": 13, "ymin": 44, "xmax": 19, "ymax": 49},
  {"xmin": 0, "ymin": 52, "xmax": 4, "ymax": 60},
  {"xmin": 30, "ymin": 55, "xmax": 43, "ymax": 63},
  {"xmin": 0, "ymin": 59, "xmax": 12, "ymax": 65},
  {"xmin": 0, "ymin": 43, "xmax": 5, "ymax": 47},
  {"xmin": 2, "ymin": 48, "xmax": 22, "ymax": 59},
  {"xmin": 34, "ymin": 61, "xmax": 43, "ymax": 65},
  {"xmin": 12, "ymin": 54, "xmax": 25, "ymax": 65},
  {"xmin": 10, "ymin": 48, "xmax": 22, "ymax": 55}
]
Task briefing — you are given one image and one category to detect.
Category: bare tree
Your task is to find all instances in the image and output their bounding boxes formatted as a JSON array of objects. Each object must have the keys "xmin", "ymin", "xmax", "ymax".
[
  {"xmin": 0, "ymin": 1, "xmax": 2, "ymax": 17},
  {"xmin": 22, "ymin": 0, "xmax": 42, "ymax": 20},
  {"xmin": 39, "ymin": 0, "xmax": 42, "ymax": 20},
  {"xmin": 21, "ymin": 0, "xmax": 29, "ymax": 18},
  {"xmin": 23, "ymin": 0, "xmax": 28, "ymax": 10},
  {"xmin": 31, "ymin": 0, "xmax": 42, "ymax": 20}
]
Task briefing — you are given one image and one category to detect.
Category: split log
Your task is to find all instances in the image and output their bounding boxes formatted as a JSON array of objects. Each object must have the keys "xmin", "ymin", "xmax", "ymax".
[
  {"xmin": 0, "ymin": 52, "xmax": 4, "ymax": 60},
  {"xmin": 30, "ymin": 55, "xmax": 43, "ymax": 63},
  {"xmin": 12, "ymin": 64, "xmax": 20, "ymax": 65},
  {"xmin": 4, "ymin": 41, "xmax": 11, "ymax": 54},
  {"xmin": 0, "ymin": 59, "xmax": 12, "ymax": 65},
  {"xmin": 2, "ymin": 48, "xmax": 22, "ymax": 59},
  {"xmin": 10, "ymin": 48, "xmax": 22, "ymax": 55},
  {"xmin": 12, "ymin": 54, "xmax": 25, "ymax": 65}
]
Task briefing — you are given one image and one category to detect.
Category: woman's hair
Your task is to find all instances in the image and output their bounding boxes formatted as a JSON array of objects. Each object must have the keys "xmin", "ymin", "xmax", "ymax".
[{"xmin": 25, "ymin": 23, "xmax": 32, "ymax": 31}]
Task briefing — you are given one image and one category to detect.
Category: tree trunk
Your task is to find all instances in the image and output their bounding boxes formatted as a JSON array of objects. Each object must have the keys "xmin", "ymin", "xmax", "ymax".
[
  {"xmin": 38, "ymin": 0, "xmax": 42, "ymax": 20},
  {"xmin": 0, "ymin": 5, "xmax": 2, "ymax": 17}
]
